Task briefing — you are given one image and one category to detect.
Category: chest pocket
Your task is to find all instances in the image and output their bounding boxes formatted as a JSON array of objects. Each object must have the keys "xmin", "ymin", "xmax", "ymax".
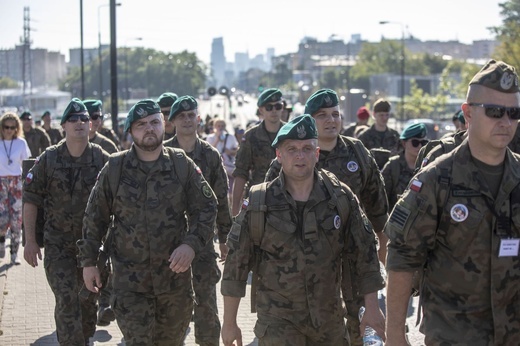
[{"xmin": 260, "ymin": 212, "xmax": 296, "ymax": 260}]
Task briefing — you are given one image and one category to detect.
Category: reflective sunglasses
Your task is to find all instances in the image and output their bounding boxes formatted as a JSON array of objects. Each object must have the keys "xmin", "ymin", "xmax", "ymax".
[
  {"xmin": 161, "ymin": 110, "xmax": 170, "ymax": 117},
  {"xmin": 3, "ymin": 125, "xmax": 16, "ymax": 130},
  {"xmin": 264, "ymin": 103, "xmax": 283, "ymax": 111},
  {"xmin": 410, "ymin": 139, "xmax": 428, "ymax": 148},
  {"xmin": 67, "ymin": 114, "xmax": 90, "ymax": 123},
  {"xmin": 468, "ymin": 103, "xmax": 520, "ymax": 120},
  {"xmin": 90, "ymin": 113, "xmax": 103, "ymax": 120}
]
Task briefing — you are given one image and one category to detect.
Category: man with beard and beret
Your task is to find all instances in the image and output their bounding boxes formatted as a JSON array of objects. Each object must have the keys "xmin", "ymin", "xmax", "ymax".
[
  {"xmin": 78, "ymin": 99, "xmax": 218, "ymax": 346},
  {"xmin": 84, "ymin": 100, "xmax": 119, "ymax": 155},
  {"xmin": 358, "ymin": 99, "xmax": 401, "ymax": 156},
  {"xmin": 231, "ymin": 87, "xmax": 285, "ymax": 216},
  {"xmin": 23, "ymin": 98, "xmax": 110, "ymax": 345},
  {"xmin": 20, "ymin": 111, "xmax": 51, "ymax": 158},
  {"xmin": 386, "ymin": 59, "xmax": 520, "ymax": 345},
  {"xmin": 41, "ymin": 110, "xmax": 64, "ymax": 145},
  {"xmin": 342, "ymin": 106, "xmax": 371, "ymax": 138},
  {"xmin": 222, "ymin": 114, "xmax": 386, "ymax": 346},
  {"xmin": 157, "ymin": 92, "xmax": 178, "ymax": 141},
  {"xmin": 265, "ymin": 88, "xmax": 389, "ymax": 346},
  {"xmin": 164, "ymin": 95, "xmax": 232, "ymax": 346}
]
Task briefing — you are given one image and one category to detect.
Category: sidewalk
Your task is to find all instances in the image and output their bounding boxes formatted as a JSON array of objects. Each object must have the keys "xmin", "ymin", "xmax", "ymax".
[{"xmin": 0, "ymin": 241, "xmax": 259, "ymax": 346}]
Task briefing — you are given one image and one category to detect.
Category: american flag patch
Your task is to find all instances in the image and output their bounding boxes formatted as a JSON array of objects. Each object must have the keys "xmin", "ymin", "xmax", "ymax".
[
  {"xmin": 410, "ymin": 179, "xmax": 422, "ymax": 192},
  {"xmin": 389, "ymin": 205, "xmax": 411, "ymax": 230}
]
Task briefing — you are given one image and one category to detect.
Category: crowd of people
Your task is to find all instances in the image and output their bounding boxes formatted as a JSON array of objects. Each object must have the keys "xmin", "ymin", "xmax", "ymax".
[{"xmin": 0, "ymin": 58, "xmax": 518, "ymax": 345}]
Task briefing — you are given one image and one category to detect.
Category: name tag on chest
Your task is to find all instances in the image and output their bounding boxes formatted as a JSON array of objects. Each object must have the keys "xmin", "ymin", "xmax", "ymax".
[{"xmin": 499, "ymin": 238, "xmax": 520, "ymax": 257}]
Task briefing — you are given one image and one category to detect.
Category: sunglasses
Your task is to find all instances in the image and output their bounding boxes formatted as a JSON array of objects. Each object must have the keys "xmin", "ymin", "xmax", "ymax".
[
  {"xmin": 67, "ymin": 114, "xmax": 90, "ymax": 123},
  {"xmin": 264, "ymin": 103, "xmax": 283, "ymax": 111},
  {"xmin": 90, "ymin": 113, "xmax": 103, "ymax": 120},
  {"xmin": 468, "ymin": 103, "xmax": 520, "ymax": 120},
  {"xmin": 410, "ymin": 139, "xmax": 428, "ymax": 148},
  {"xmin": 161, "ymin": 110, "xmax": 170, "ymax": 117},
  {"xmin": 3, "ymin": 125, "xmax": 16, "ymax": 130}
]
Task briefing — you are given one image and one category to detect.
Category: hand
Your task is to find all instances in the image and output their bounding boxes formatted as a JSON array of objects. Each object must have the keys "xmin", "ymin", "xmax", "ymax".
[
  {"xmin": 169, "ymin": 244, "xmax": 195, "ymax": 273},
  {"xmin": 222, "ymin": 321, "xmax": 243, "ymax": 346},
  {"xmin": 359, "ymin": 304, "xmax": 386, "ymax": 342},
  {"xmin": 23, "ymin": 241, "xmax": 42, "ymax": 268},
  {"xmin": 83, "ymin": 266, "xmax": 102, "ymax": 293},
  {"xmin": 219, "ymin": 243, "xmax": 229, "ymax": 262}
]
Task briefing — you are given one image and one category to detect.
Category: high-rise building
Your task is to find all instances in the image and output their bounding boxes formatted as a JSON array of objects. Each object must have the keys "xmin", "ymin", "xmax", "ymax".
[{"xmin": 211, "ymin": 37, "xmax": 226, "ymax": 86}]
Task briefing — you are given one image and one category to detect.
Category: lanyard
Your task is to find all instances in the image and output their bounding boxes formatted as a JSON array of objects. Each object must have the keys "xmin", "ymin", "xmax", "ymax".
[{"xmin": 2, "ymin": 139, "xmax": 13, "ymax": 165}]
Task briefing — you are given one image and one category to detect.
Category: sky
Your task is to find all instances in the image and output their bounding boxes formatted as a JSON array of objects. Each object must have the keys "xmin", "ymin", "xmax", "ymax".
[{"xmin": 0, "ymin": 0, "xmax": 505, "ymax": 65}]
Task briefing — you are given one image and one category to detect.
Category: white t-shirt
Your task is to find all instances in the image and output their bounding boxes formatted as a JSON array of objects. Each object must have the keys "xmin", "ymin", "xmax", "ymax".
[
  {"xmin": 0, "ymin": 137, "xmax": 31, "ymax": 177},
  {"xmin": 206, "ymin": 132, "xmax": 239, "ymax": 154}
]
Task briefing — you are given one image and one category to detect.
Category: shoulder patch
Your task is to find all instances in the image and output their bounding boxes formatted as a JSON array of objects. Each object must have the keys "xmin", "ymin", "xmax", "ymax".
[
  {"xmin": 389, "ymin": 204, "xmax": 411, "ymax": 231},
  {"xmin": 25, "ymin": 172, "xmax": 33, "ymax": 185},
  {"xmin": 409, "ymin": 179, "xmax": 423, "ymax": 192},
  {"xmin": 202, "ymin": 183, "xmax": 213, "ymax": 198}
]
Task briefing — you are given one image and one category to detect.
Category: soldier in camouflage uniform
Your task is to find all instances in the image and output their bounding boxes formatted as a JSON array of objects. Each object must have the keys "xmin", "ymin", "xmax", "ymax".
[
  {"xmin": 157, "ymin": 92, "xmax": 178, "ymax": 141},
  {"xmin": 164, "ymin": 95, "xmax": 232, "ymax": 346},
  {"xmin": 231, "ymin": 88, "xmax": 285, "ymax": 215},
  {"xmin": 385, "ymin": 59, "xmax": 520, "ymax": 345},
  {"xmin": 84, "ymin": 100, "xmax": 119, "ymax": 155},
  {"xmin": 23, "ymin": 98, "xmax": 109, "ymax": 346},
  {"xmin": 382, "ymin": 122, "xmax": 428, "ymax": 210},
  {"xmin": 265, "ymin": 88, "xmax": 389, "ymax": 346},
  {"xmin": 78, "ymin": 99, "xmax": 218, "ymax": 346},
  {"xmin": 222, "ymin": 115, "xmax": 386, "ymax": 346},
  {"xmin": 358, "ymin": 99, "xmax": 400, "ymax": 156},
  {"xmin": 20, "ymin": 111, "xmax": 51, "ymax": 158},
  {"xmin": 41, "ymin": 110, "xmax": 64, "ymax": 145}
]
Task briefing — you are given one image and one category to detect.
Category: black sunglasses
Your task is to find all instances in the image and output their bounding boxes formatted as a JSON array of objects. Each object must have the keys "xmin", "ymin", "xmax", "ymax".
[
  {"xmin": 90, "ymin": 113, "xmax": 103, "ymax": 120},
  {"xmin": 264, "ymin": 103, "xmax": 283, "ymax": 111},
  {"xmin": 161, "ymin": 110, "xmax": 170, "ymax": 117},
  {"xmin": 410, "ymin": 139, "xmax": 428, "ymax": 148},
  {"xmin": 67, "ymin": 114, "xmax": 90, "ymax": 123},
  {"xmin": 3, "ymin": 125, "xmax": 16, "ymax": 130},
  {"xmin": 468, "ymin": 103, "xmax": 520, "ymax": 120}
]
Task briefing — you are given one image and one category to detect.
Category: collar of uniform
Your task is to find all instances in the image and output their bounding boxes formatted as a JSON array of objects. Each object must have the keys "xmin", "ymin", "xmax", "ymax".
[
  {"xmin": 169, "ymin": 136, "xmax": 204, "ymax": 162},
  {"xmin": 127, "ymin": 145, "xmax": 175, "ymax": 172},
  {"xmin": 277, "ymin": 168, "xmax": 328, "ymax": 206}
]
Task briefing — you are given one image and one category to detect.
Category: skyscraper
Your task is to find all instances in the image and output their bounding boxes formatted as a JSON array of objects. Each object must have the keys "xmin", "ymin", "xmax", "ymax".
[{"xmin": 211, "ymin": 37, "xmax": 226, "ymax": 86}]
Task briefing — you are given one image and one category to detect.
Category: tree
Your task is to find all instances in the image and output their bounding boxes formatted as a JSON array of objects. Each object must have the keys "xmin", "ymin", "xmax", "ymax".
[
  {"xmin": 0, "ymin": 77, "xmax": 19, "ymax": 89},
  {"xmin": 490, "ymin": 0, "xmax": 520, "ymax": 68}
]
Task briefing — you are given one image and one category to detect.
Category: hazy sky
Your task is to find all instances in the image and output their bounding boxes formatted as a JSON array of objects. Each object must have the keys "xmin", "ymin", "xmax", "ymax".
[{"xmin": 0, "ymin": 0, "xmax": 504, "ymax": 64}]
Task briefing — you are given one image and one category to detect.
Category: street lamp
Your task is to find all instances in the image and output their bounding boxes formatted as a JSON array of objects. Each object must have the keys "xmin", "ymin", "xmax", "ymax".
[
  {"xmin": 124, "ymin": 37, "xmax": 143, "ymax": 109},
  {"xmin": 379, "ymin": 21, "xmax": 405, "ymax": 121},
  {"xmin": 98, "ymin": 3, "xmax": 121, "ymax": 98}
]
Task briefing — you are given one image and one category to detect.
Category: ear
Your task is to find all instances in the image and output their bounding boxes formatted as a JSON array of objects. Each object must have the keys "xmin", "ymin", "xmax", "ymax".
[
  {"xmin": 275, "ymin": 148, "xmax": 282, "ymax": 163},
  {"xmin": 461, "ymin": 104, "xmax": 470, "ymax": 124}
]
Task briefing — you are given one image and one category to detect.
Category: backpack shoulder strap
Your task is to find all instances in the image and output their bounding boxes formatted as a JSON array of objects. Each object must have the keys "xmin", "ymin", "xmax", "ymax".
[
  {"xmin": 343, "ymin": 136, "xmax": 370, "ymax": 188},
  {"xmin": 320, "ymin": 170, "xmax": 349, "ymax": 226},
  {"xmin": 106, "ymin": 151, "xmax": 127, "ymax": 205},
  {"xmin": 166, "ymin": 147, "xmax": 190, "ymax": 186}
]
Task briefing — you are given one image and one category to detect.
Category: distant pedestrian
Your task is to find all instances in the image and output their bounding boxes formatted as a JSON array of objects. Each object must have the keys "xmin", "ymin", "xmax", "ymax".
[
  {"xmin": 342, "ymin": 106, "xmax": 370, "ymax": 138},
  {"xmin": 20, "ymin": 111, "xmax": 51, "ymax": 158},
  {"xmin": 41, "ymin": 110, "xmax": 64, "ymax": 145}
]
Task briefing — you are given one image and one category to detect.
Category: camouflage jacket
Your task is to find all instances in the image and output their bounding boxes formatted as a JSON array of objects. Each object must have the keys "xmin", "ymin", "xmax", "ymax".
[
  {"xmin": 265, "ymin": 136, "xmax": 388, "ymax": 232},
  {"xmin": 98, "ymin": 126, "xmax": 121, "ymax": 150},
  {"xmin": 381, "ymin": 153, "xmax": 415, "ymax": 211},
  {"xmin": 24, "ymin": 127, "xmax": 51, "ymax": 158},
  {"xmin": 22, "ymin": 142, "xmax": 109, "ymax": 246},
  {"xmin": 232, "ymin": 120, "xmax": 284, "ymax": 186},
  {"xmin": 90, "ymin": 132, "xmax": 119, "ymax": 154},
  {"xmin": 415, "ymin": 130, "xmax": 467, "ymax": 170},
  {"xmin": 44, "ymin": 127, "xmax": 64, "ymax": 145},
  {"xmin": 164, "ymin": 136, "xmax": 232, "ymax": 243},
  {"xmin": 77, "ymin": 146, "xmax": 218, "ymax": 294},
  {"xmin": 386, "ymin": 141, "xmax": 520, "ymax": 345},
  {"xmin": 222, "ymin": 169, "xmax": 384, "ymax": 328},
  {"xmin": 358, "ymin": 124, "xmax": 400, "ymax": 155}
]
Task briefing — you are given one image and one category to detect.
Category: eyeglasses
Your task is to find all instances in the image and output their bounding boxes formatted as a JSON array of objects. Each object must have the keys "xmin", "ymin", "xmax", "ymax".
[
  {"xmin": 264, "ymin": 103, "xmax": 283, "ymax": 112},
  {"xmin": 67, "ymin": 114, "xmax": 90, "ymax": 123},
  {"xmin": 468, "ymin": 103, "xmax": 520, "ymax": 120},
  {"xmin": 410, "ymin": 139, "xmax": 428, "ymax": 148},
  {"xmin": 3, "ymin": 125, "xmax": 16, "ymax": 130},
  {"xmin": 90, "ymin": 113, "xmax": 103, "ymax": 120}
]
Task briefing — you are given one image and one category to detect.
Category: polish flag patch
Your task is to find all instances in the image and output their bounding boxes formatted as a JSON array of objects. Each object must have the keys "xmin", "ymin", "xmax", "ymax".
[
  {"xmin": 26, "ymin": 172, "xmax": 33, "ymax": 184},
  {"xmin": 410, "ymin": 179, "xmax": 422, "ymax": 192}
]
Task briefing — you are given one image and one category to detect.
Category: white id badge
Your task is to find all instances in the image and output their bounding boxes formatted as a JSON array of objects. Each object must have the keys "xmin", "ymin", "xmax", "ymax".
[{"xmin": 498, "ymin": 238, "xmax": 520, "ymax": 257}]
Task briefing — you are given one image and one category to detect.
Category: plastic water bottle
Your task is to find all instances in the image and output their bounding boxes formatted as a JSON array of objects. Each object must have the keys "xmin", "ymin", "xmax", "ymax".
[{"xmin": 359, "ymin": 306, "xmax": 384, "ymax": 346}]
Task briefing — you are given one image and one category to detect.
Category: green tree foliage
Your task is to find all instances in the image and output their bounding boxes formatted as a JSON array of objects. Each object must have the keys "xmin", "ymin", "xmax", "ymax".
[
  {"xmin": 490, "ymin": 0, "xmax": 520, "ymax": 68},
  {"xmin": 0, "ymin": 77, "xmax": 19, "ymax": 89}
]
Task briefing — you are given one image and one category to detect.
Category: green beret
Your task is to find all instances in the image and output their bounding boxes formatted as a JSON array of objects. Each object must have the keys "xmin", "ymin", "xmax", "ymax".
[
  {"xmin": 61, "ymin": 98, "xmax": 87, "ymax": 124},
  {"xmin": 169, "ymin": 95, "xmax": 198, "ymax": 121},
  {"xmin": 257, "ymin": 88, "xmax": 283, "ymax": 107},
  {"xmin": 42, "ymin": 110, "xmax": 51, "ymax": 118},
  {"xmin": 272, "ymin": 114, "xmax": 318, "ymax": 148},
  {"xmin": 469, "ymin": 59, "xmax": 519, "ymax": 93},
  {"xmin": 455, "ymin": 110, "xmax": 465, "ymax": 125},
  {"xmin": 156, "ymin": 92, "xmax": 178, "ymax": 108},
  {"xmin": 373, "ymin": 99, "xmax": 391, "ymax": 113},
  {"xmin": 304, "ymin": 88, "xmax": 339, "ymax": 115},
  {"xmin": 20, "ymin": 111, "xmax": 32, "ymax": 120},
  {"xmin": 82, "ymin": 99, "xmax": 102, "ymax": 116},
  {"xmin": 400, "ymin": 122, "xmax": 427, "ymax": 140},
  {"xmin": 125, "ymin": 99, "xmax": 161, "ymax": 132}
]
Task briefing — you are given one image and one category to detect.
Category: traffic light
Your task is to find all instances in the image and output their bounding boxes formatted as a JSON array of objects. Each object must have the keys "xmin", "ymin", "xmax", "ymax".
[{"xmin": 207, "ymin": 87, "xmax": 217, "ymax": 97}]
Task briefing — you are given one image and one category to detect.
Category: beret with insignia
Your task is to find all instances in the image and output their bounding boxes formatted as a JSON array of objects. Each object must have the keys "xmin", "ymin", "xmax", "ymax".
[
  {"xmin": 169, "ymin": 95, "xmax": 198, "ymax": 121},
  {"xmin": 272, "ymin": 114, "xmax": 318, "ymax": 148},
  {"xmin": 20, "ymin": 111, "xmax": 32, "ymax": 120},
  {"xmin": 124, "ymin": 99, "xmax": 161, "ymax": 132},
  {"xmin": 400, "ymin": 122, "xmax": 427, "ymax": 140},
  {"xmin": 156, "ymin": 92, "xmax": 178, "ymax": 108},
  {"xmin": 61, "ymin": 98, "xmax": 88, "ymax": 124},
  {"xmin": 82, "ymin": 99, "xmax": 103, "ymax": 116},
  {"xmin": 304, "ymin": 88, "xmax": 339, "ymax": 115},
  {"xmin": 373, "ymin": 98, "xmax": 391, "ymax": 113},
  {"xmin": 257, "ymin": 88, "xmax": 283, "ymax": 107},
  {"xmin": 469, "ymin": 59, "xmax": 519, "ymax": 93}
]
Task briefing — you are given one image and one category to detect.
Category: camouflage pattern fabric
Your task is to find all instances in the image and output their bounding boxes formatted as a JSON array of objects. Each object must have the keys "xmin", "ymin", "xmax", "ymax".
[
  {"xmin": 357, "ymin": 124, "xmax": 400, "ymax": 155},
  {"xmin": 381, "ymin": 153, "xmax": 415, "ymax": 210},
  {"xmin": 78, "ymin": 146, "xmax": 217, "ymax": 344},
  {"xmin": 98, "ymin": 126, "xmax": 122, "ymax": 150},
  {"xmin": 90, "ymin": 132, "xmax": 119, "ymax": 154},
  {"xmin": 24, "ymin": 127, "xmax": 51, "ymax": 157},
  {"xmin": 386, "ymin": 141, "xmax": 520, "ymax": 345},
  {"xmin": 164, "ymin": 136, "xmax": 232, "ymax": 345},
  {"xmin": 222, "ymin": 169, "xmax": 385, "ymax": 344},
  {"xmin": 232, "ymin": 120, "xmax": 284, "ymax": 186},
  {"xmin": 415, "ymin": 130, "xmax": 467, "ymax": 170},
  {"xmin": 23, "ymin": 142, "xmax": 109, "ymax": 345},
  {"xmin": 45, "ymin": 127, "xmax": 64, "ymax": 145}
]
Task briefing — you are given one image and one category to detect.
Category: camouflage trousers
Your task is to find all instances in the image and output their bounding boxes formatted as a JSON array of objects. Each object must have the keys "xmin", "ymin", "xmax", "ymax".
[
  {"xmin": 0, "ymin": 176, "xmax": 22, "ymax": 255},
  {"xmin": 192, "ymin": 242, "xmax": 222, "ymax": 346},
  {"xmin": 112, "ymin": 287, "xmax": 193, "ymax": 346},
  {"xmin": 44, "ymin": 244, "xmax": 97, "ymax": 345},
  {"xmin": 254, "ymin": 313, "xmax": 348, "ymax": 346}
]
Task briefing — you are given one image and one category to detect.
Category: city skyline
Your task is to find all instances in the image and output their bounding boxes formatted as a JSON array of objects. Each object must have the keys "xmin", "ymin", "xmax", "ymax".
[{"xmin": 0, "ymin": 0, "xmax": 504, "ymax": 64}]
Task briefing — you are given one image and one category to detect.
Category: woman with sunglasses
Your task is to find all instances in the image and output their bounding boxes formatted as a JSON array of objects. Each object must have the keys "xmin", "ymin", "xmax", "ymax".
[
  {"xmin": 381, "ymin": 122, "xmax": 428, "ymax": 210},
  {"xmin": 0, "ymin": 112, "xmax": 31, "ymax": 264}
]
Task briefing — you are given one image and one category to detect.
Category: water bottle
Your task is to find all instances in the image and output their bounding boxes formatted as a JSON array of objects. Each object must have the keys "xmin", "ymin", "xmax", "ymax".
[{"xmin": 359, "ymin": 306, "xmax": 384, "ymax": 346}]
